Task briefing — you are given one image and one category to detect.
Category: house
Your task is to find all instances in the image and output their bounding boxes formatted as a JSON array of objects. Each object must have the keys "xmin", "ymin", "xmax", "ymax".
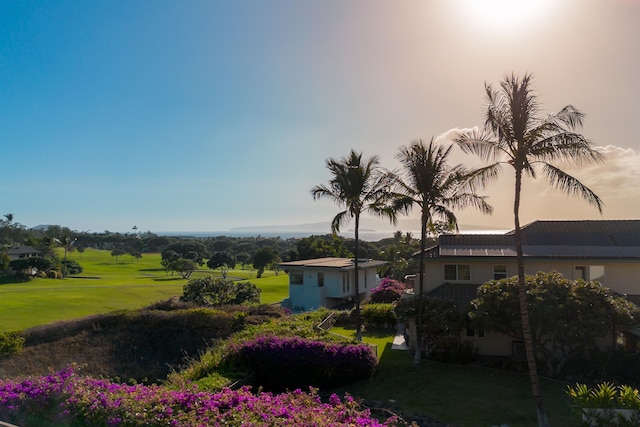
[
  {"xmin": 6, "ymin": 246, "xmax": 42, "ymax": 261},
  {"xmin": 279, "ymin": 257, "xmax": 387, "ymax": 312},
  {"xmin": 407, "ymin": 220, "xmax": 640, "ymax": 358}
]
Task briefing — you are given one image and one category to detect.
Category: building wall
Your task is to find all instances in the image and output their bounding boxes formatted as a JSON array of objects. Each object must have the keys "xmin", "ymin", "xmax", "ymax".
[
  {"xmin": 424, "ymin": 258, "xmax": 640, "ymax": 295},
  {"xmin": 287, "ymin": 267, "xmax": 378, "ymax": 311}
]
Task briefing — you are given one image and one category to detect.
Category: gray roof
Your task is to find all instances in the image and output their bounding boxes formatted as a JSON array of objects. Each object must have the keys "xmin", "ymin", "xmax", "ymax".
[
  {"xmin": 279, "ymin": 257, "xmax": 387, "ymax": 270},
  {"xmin": 429, "ymin": 220, "xmax": 640, "ymax": 259}
]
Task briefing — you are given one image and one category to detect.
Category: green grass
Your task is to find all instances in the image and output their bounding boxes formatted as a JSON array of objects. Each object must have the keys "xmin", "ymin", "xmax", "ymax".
[
  {"xmin": 0, "ymin": 248, "xmax": 289, "ymax": 331},
  {"xmin": 330, "ymin": 326, "xmax": 580, "ymax": 427}
]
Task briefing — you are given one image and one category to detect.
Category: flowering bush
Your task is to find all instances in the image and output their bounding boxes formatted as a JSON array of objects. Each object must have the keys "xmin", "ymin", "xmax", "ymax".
[
  {"xmin": 369, "ymin": 278, "xmax": 405, "ymax": 304},
  {"xmin": 0, "ymin": 366, "xmax": 400, "ymax": 426},
  {"xmin": 232, "ymin": 336, "xmax": 377, "ymax": 390}
]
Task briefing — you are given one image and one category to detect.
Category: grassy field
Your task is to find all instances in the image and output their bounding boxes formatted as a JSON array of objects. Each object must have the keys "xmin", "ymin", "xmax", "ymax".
[
  {"xmin": 0, "ymin": 248, "xmax": 289, "ymax": 332},
  {"xmin": 330, "ymin": 326, "xmax": 579, "ymax": 427}
]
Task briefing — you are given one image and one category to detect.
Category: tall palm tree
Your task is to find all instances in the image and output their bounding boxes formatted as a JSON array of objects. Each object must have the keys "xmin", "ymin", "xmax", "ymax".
[
  {"xmin": 455, "ymin": 73, "xmax": 603, "ymax": 427},
  {"xmin": 395, "ymin": 138, "xmax": 492, "ymax": 365},
  {"xmin": 312, "ymin": 149, "xmax": 399, "ymax": 341}
]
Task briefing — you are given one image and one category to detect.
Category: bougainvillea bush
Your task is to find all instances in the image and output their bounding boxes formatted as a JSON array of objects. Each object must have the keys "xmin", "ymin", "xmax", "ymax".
[
  {"xmin": 369, "ymin": 279, "xmax": 405, "ymax": 304},
  {"xmin": 0, "ymin": 366, "xmax": 402, "ymax": 427},
  {"xmin": 232, "ymin": 336, "xmax": 377, "ymax": 391}
]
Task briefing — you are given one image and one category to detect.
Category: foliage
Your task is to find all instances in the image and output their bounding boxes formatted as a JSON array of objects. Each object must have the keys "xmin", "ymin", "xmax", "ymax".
[
  {"xmin": 395, "ymin": 294, "xmax": 464, "ymax": 357},
  {"xmin": 9, "ymin": 256, "xmax": 56, "ymax": 277},
  {"xmin": 206, "ymin": 252, "xmax": 236, "ymax": 278},
  {"xmin": 0, "ymin": 251, "xmax": 9, "ymax": 272},
  {"xmin": 0, "ymin": 331, "xmax": 24, "ymax": 355},
  {"xmin": 369, "ymin": 278, "xmax": 405, "ymax": 303},
  {"xmin": 160, "ymin": 249, "xmax": 179, "ymax": 267},
  {"xmin": 362, "ymin": 303, "xmax": 397, "ymax": 329},
  {"xmin": 471, "ymin": 271, "xmax": 640, "ymax": 377},
  {"xmin": 0, "ymin": 366, "xmax": 400, "ymax": 427},
  {"xmin": 180, "ymin": 276, "xmax": 261, "ymax": 306},
  {"xmin": 252, "ymin": 246, "xmax": 279, "ymax": 278},
  {"xmin": 110, "ymin": 247, "xmax": 126, "ymax": 263},
  {"xmin": 167, "ymin": 258, "xmax": 197, "ymax": 279},
  {"xmin": 61, "ymin": 260, "xmax": 83, "ymax": 275},
  {"xmin": 567, "ymin": 383, "xmax": 640, "ymax": 426},
  {"xmin": 294, "ymin": 234, "xmax": 352, "ymax": 259},
  {"xmin": 231, "ymin": 335, "xmax": 377, "ymax": 390},
  {"xmin": 163, "ymin": 241, "xmax": 209, "ymax": 265}
]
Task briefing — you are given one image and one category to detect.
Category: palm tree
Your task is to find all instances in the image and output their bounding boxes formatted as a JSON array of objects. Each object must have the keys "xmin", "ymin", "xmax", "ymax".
[
  {"xmin": 312, "ymin": 149, "xmax": 399, "ymax": 341},
  {"xmin": 455, "ymin": 73, "xmax": 603, "ymax": 427},
  {"xmin": 395, "ymin": 138, "xmax": 492, "ymax": 365}
]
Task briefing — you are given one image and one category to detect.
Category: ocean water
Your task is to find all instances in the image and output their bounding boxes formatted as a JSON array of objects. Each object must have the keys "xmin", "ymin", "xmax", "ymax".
[{"xmin": 158, "ymin": 230, "xmax": 409, "ymax": 242}]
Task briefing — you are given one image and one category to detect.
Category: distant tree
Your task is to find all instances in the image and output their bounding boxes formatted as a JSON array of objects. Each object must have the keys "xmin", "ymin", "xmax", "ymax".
[
  {"xmin": 235, "ymin": 252, "xmax": 251, "ymax": 269},
  {"xmin": 0, "ymin": 251, "xmax": 9, "ymax": 273},
  {"xmin": 295, "ymin": 235, "xmax": 351, "ymax": 260},
  {"xmin": 9, "ymin": 256, "xmax": 55, "ymax": 277},
  {"xmin": 168, "ymin": 258, "xmax": 197, "ymax": 279},
  {"xmin": 163, "ymin": 242, "xmax": 208, "ymax": 265},
  {"xmin": 206, "ymin": 252, "xmax": 237, "ymax": 278},
  {"xmin": 111, "ymin": 247, "xmax": 126, "ymax": 263},
  {"xmin": 252, "ymin": 247, "xmax": 278, "ymax": 278},
  {"xmin": 161, "ymin": 250, "xmax": 180, "ymax": 268},
  {"xmin": 180, "ymin": 276, "xmax": 261, "ymax": 306}
]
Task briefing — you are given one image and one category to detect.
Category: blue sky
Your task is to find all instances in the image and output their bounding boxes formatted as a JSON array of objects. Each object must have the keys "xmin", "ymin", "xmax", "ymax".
[{"xmin": 2, "ymin": 0, "xmax": 640, "ymax": 233}]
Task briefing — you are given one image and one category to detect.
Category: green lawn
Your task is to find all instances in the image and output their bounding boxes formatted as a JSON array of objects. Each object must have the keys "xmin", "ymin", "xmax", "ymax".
[
  {"xmin": 0, "ymin": 248, "xmax": 289, "ymax": 331},
  {"xmin": 330, "ymin": 326, "xmax": 580, "ymax": 427}
]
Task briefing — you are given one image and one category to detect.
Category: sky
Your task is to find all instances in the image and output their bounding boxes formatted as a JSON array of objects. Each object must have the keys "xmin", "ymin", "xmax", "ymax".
[{"xmin": 1, "ymin": 0, "xmax": 639, "ymax": 234}]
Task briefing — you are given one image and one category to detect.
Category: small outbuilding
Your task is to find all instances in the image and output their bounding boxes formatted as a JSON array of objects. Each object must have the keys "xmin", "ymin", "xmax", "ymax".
[{"xmin": 279, "ymin": 257, "xmax": 386, "ymax": 312}]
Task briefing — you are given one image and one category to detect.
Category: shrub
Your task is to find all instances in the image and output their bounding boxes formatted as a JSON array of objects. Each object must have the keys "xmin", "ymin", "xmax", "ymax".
[
  {"xmin": 369, "ymin": 278, "xmax": 405, "ymax": 303},
  {"xmin": 61, "ymin": 260, "xmax": 83, "ymax": 275},
  {"xmin": 0, "ymin": 366, "xmax": 400, "ymax": 427},
  {"xmin": 362, "ymin": 303, "xmax": 396, "ymax": 329},
  {"xmin": 567, "ymin": 382, "xmax": 640, "ymax": 426},
  {"xmin": 233, "ymin": 335, "xmax": 377, "ymax": 390},
  {"xmin": 181, "ymin": 276, "xmax": 261, "ymax": 306},
  {"xmin": 0, "ymin": 331, "xmax": 24, "ymax": 355}
]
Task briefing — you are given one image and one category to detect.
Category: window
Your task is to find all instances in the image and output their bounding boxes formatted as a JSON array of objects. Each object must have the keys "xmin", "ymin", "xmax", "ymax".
[
  {"xmin": 317, "ymin": 272, "xmax": 324, "ymax": 287},
  {"xmin": 444, "ymin": 264, "xmax": 471, "ymax": 281},
  {"xmin": 493, "ymin": 264, "xmax": 507, "ymax": 280},
  {"xmin": 575, "ymin": 265, "xmax": 605, "ymax": 283},
  {"xmin": 290, "ymin": 271, "xmax": 303, "ymax": 285}
]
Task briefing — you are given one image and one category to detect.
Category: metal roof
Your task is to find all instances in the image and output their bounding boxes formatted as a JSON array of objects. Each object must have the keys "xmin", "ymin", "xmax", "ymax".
[
  {"xmin": 429, "ymin": 220, "xmax": 640, "ymax": 259},
  {"xmin": 278, "ymin": 257, "xmax": 387, "ymax": 270}
]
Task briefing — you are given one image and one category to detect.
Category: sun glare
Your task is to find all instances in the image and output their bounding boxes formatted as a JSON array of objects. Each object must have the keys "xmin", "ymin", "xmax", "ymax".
[{"xmin": 457, "ymin": 0, "xmax": 557, "ymax": 32}]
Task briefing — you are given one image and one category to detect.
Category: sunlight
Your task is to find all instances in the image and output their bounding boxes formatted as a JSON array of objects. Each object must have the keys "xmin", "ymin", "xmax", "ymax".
[{"xmin": 456, "ymin": 0, "xmax": 558, "ymax": 32}]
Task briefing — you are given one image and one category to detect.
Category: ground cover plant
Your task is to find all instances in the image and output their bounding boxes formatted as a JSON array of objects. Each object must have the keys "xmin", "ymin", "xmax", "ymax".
[{"xmin": 0, "ymin": 365, "xmax": 406, "ymax": 427}]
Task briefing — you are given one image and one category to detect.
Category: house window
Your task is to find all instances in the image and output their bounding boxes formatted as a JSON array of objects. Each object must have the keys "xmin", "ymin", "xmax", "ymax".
[
  {"xmin": 444, "ymin": 264, "xmax": 471, "ymax": 281},
  {"xmin": 317, "ymin": 272, "xmax": 324, "ymax": 287},
  {"xmin": 290, "ymin": 271, "xmax": 303, "ymax": 285},
  {"xmin": 574, "ymin": 265, "xmax": 605, "ymax": 283},
  {"xmin": 493, "ymin": 264, "xmax": 507, "ymax": 280}
]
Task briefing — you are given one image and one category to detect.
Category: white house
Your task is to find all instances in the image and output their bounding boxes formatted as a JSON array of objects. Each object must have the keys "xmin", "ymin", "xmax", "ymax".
[
  {"xmin": 408, "ymin": 220, "xmax": 640, "ymax": 358},
  {"xmin": 279, "ymin": 257, "xmax": 387, "ymax": 312}
]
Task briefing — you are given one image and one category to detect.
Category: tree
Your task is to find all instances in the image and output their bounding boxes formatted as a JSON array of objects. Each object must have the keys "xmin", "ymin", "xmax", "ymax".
[
  {"xmin": 395, "ymin": 138, "xmax": 492, "ymax": 364},
  {"xmin": 455, "ymin": 73, "xmax": 603, "ymax": 426},
  {"xmin": 161, "ymin": 250, "xmax": 180, "ymax": 268},
  {"xmin": 110, "ymin": 247, "xmax": 126, "ymax": 264},
  {"xmin": 207, "ymin": 252, "xmax": 237, "ymax": 278},
  {"xmin": 395, "ymin": 294, "xmax": 465, "ymax": 358},
  {"xmin": 55, "ymin": 233, "xmax": 76, "ymax": 277},
  {"xmin": 252, "ymin": 247, "xmax": 278, "ymax": 278},
  {"xmin": 180, "ymin": 276, "xmax": 261, "ymax": 306},
  {"xmin": 312, "ymin": 149, "xmax": 399, "ymax": 341},
  {"xmin": 295, "ymin": 235, "xmax": 351, "ymax": 260},
  {"xmin": 168, "ymin": 258, "xmax": 197, "ymax": 279},
  {"xmin": 471, "ymin": 271, "xmax": 639, "ymax": 377}
]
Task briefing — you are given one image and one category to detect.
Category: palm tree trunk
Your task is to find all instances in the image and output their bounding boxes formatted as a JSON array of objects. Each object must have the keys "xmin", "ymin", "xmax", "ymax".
[
  {"xmin": 354, "ymin": 214, "xmax": 362, "ymax": 342},
  {"xmin": 514, "ymin": 168, "xmax": 549, "ymax": 427},
  {"xmin": 414, "ymin": 211, "xmax": 428, "ymax": 365}
]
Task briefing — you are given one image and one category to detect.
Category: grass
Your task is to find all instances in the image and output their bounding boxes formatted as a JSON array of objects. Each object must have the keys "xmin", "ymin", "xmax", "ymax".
[
  {"xmin": 0, "ymin": 248, "xmax": 289, "ymax": 332},
  {"xmin": 330, "ymin": 326, "xmax": 580, "ymax": 427}
]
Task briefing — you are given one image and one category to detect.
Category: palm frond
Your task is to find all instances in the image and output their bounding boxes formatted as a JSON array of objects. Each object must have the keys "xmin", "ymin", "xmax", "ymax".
[{"xmin": 541, "ymin": 163, "xmax": 604, "ymax": 213}]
